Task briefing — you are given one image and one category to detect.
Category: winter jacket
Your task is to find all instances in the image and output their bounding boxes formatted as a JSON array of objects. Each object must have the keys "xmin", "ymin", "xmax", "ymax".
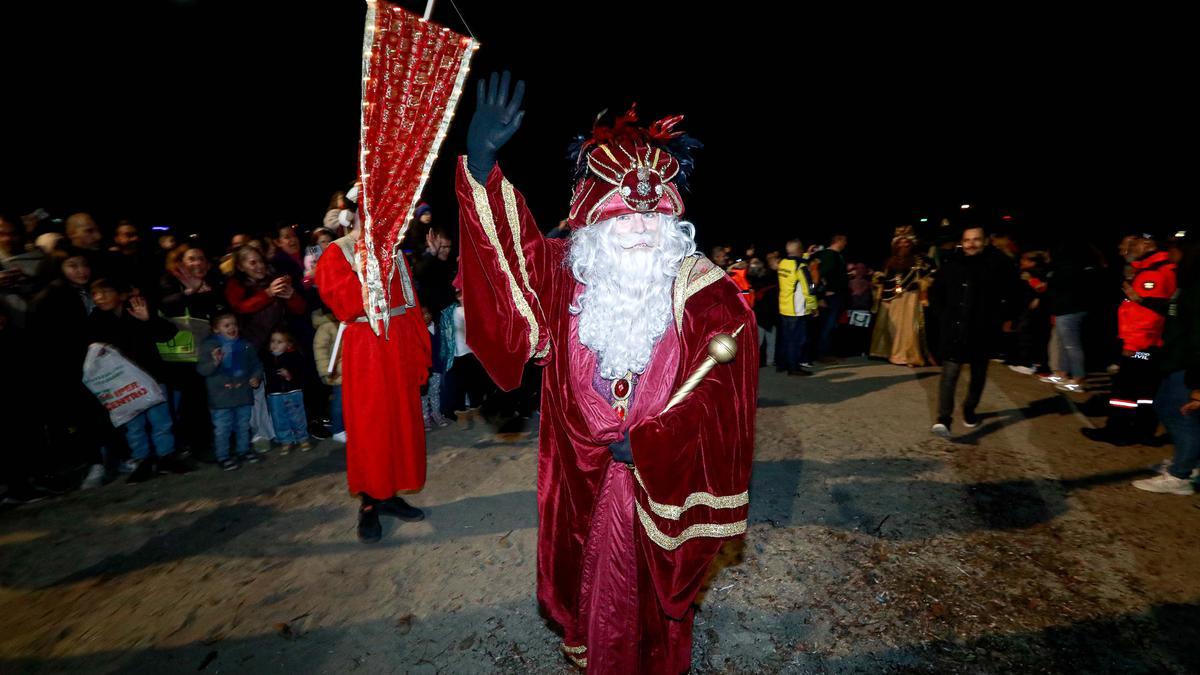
[
  {"xmin": 86, "ymin": 307, "xmax": 178, "ymax": 384},
  {"xmin": 1158, "ymin": 273, "xmax": 1200, "ymax": 387},
  {"xmin": 196, "ymin": 335, "xmax": 263, "ymax": 408},
  {"xmin": 224, "ymin": 276, "xmax": 306, "ymax": 350},
  {"xmin": 159, "ymin": 270, "xmax": 227, "ymax": 322},
  {"xmin": 264, "ymin": 350, "xmax": 310, "ymax": 394},
  {"xmin": 312, "ymin": 311, "xmax": 342, "ymax": 386},
  {"xmin": 1118, "ymin": 250, "xmax": 1176, "ymax": 353},
  {"xmin": 931, "ymin": 246, "xmax": 1021, "ymax": 362}
]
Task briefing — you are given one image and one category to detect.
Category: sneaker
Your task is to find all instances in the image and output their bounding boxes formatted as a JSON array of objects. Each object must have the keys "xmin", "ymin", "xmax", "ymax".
[
  {"xmin": 931, "ymin": 423, "xmax": 951, "ymax": 438},
  {"xmin": 241, "ymin": 452, "xmax": 262, "ymax": 464},
  {"xmin": 962, "ymin": 411, "xmax": 980, "ymax": 428},
  {"xmin": 1039, "ymin": 374, "xmax": 1065, "ymax": 384},
  {"xmin": 309, "ymin": 422, "xmax": 332, "ymax": 440},
  {"xmin": 155, "ymin": 453, "xmax": 194, "ymax": 475},
  {"xmin": 80, "ymin": 463, "xmax": 106, "ymax": 489},
  {"xmin": 1056, "ymin": 382, "xmax": 1085, "ymax": 393},
  {"xmin": 219, "ymin": 458, "xmax": 240, "ymax": 471},
  {"xmin": 799, "ymin": 361, "xmax": 815, "ymax": 369},
  {"xmin": 298, "ymin": 441, "xmax": 313, "ymax": 452},
  {"xmin": 1151, "ymin": 459, "xmax": 1200, "ymax": 479},
  {"xmin": 118, "ymin": 458, "xmax": 140, "ymax": 474},
  {"xmin": 1132, "ymin": 473, "xmax": 1195, "ymax": 495},
  {"xmin": 331, "ymin": 431, "xmax": 347, "ymax": 443},
  {"xmin": 278, "ymin": 443, "xmax": 293, "ymax": 456},
  {"xmin": 1008, "ymin": 365, "xmax": 1036, "ymax": 375},
  {"xmin": 357, "ymin": 503, "xmax": 382, "ymax": 543},
  {"xmin": 126, "ymin": 460, "xmax": 156, "ymax": 484},
  {"xmin": 378, "ymin": 496, "xmax": 425, "ymax": 521}
]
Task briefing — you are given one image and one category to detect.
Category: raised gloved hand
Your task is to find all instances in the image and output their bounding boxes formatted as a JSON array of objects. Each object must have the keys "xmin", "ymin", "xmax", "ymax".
[
  {"xmin": 608, "ymin": 434, "xmax": 633, "ymax": 465},
  {"xmin": 466, "ymin": 71, "xmax": 525, "ymax": 184}
]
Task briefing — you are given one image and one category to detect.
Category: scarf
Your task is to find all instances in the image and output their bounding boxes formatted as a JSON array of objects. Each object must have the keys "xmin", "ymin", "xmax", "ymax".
[{"xmin": 215, "ymin": 334, "xmax": 245, "ymax": 376}]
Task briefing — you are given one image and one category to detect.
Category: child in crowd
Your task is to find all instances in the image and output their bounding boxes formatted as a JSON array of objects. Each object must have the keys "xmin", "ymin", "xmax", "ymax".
[
  {"xmin": 312, "ymin": 308, "xmax": 346, "ymax": 443},
  {"xmin": 265, "ymin": 328, "xmax": 311, "ymax": 453},
  {"xmin": 197, "ymin": 313, "xmax": 264, "ymax": 470},
  {"xmin": 87, "ymin": 278, "xmax": 189, "ymax": 483},
  {"xmin": 420, "ymin": 307, "xmax": 449, "ymax": 430}
]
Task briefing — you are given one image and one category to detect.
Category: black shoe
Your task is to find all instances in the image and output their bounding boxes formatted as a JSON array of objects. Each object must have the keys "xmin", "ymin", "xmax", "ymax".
[
  {"xmin": 787, "ymin": 369, "xmax": 813, "ymax": 377},
  {"xmin": 155, "ymin": 453, "xmax": 194, "ymax": 475},
  {"xmin": 1081, "ymin": 427, "xmax": 1131, "ymax": 446},
  {"xmin": 309, "ymin": 421, "xmax": 332, "ymax": 440},
  {"xmin": 357, "ymin": 504, "xmax": 382, "ymax": 543},
  {"xmin": 219, "ymin": 458, "xmax": 240, "ymax": 471},
  {"xmin": 378, "ymin": 496, "xmax": 425, "ymax": 521},
  {"xmin": 962, "ymin": 411, "xmax": 981, "ymax": 428},
  {"xmin": 126, "ymin": 460, "xmax": 157, "ymax": 484},
  {"xmin": 241, "ymin": 452, "xmax": 262, "ymax": 464}
]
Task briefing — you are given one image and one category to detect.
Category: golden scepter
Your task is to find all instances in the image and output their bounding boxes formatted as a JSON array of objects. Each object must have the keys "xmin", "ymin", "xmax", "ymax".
[{"xmin": 661, "ymin": 324, "xmax": 744, "ymax": 413}]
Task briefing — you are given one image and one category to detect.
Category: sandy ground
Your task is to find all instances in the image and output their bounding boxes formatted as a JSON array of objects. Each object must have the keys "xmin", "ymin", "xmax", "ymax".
[{"xmin": 2, "ymin": 359, "xmax": 1199, "ymax": 674}]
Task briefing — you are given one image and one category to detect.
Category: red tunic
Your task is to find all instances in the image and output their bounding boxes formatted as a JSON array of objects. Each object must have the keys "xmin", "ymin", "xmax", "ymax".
[
  {"xmin": 315, "ymin": 239, "xmax": 431, "ymax": 499},
  {"xmin": 455, "ymin": 158, "xmax": 757, "ymax": 673}
]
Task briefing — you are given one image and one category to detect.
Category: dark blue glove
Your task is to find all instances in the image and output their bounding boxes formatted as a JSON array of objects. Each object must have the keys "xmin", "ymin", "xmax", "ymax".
[
  {"xmin": 608, "ymin": 434, "xmax": 633, "ymax": 464},
  {"xmin": 466, "ymin": 71, "xmax": 525, "ymax": 184}
]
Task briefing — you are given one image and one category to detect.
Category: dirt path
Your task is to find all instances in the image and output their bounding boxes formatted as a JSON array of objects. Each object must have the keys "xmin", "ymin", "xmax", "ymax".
[{"xmin": 2, "ymin": 360, "xmax": 1198, "ymax": 674}]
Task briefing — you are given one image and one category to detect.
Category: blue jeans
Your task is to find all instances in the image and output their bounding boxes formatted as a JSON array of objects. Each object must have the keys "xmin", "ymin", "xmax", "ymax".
[
  {"xmin": 1054, "ymin": 311, "xmax": 1087, "ymax": 379},
  {"xmin": 1155, "ymin": 370, "xmax": 1200, "ymax": 480},
  {"xmin": 123, "ymin": 401, "xmax": 175, "ymax": 461},
  {"xmin": 330, "ymin": 385, "xmax": 344, "ymax": 434},
  {"xmin": 210, "ymin": 405, "xmax": 253, "ymax": 461},
  {"xmin": 778, "ymin": 315, "xmax": 809, "ymax": 372},
  {"xmin": 817, "ymin": 294, "xmax": 844, "ymax": 358},
  {"xmin": 268, "ymin": 390, "xmax": 309, "ymax": 443}
]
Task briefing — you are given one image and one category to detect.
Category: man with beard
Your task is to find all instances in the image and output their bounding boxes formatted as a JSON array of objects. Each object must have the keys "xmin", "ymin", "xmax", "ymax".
[
  {"xmin": 455, "ymin": 73, "xmax": 757, "ymax": 673},
  {"xmin": 930, "ymin": 225, "xmax": 1020, "ymax": 437}
]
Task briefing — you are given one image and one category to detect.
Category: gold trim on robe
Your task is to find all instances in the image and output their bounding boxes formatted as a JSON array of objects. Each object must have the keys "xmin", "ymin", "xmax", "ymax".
[
  {"xmin": 635, "ymin": 501, "xmax": 748, "ymax": 551},
  {"xmin": 462, "ymin": 157, "xmax": 541, "ymax": 359},
  {"xmin": 632, "ymin": 468, "xmax": 749, "ymax": 520}
]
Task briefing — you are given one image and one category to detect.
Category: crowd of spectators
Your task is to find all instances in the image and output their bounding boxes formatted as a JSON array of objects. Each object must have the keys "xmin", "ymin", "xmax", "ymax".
[
  {"xmin": 0, "ymin": 200, "xmax": 470, "ymax": 504},
  {"xmin": 5, "ymin": 203, "xmax": 1199, "ymax": 504}
]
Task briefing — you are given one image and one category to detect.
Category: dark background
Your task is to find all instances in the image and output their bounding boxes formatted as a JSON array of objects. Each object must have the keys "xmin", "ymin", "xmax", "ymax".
[{"xmin": 3, "ymin": 1, "xmax": 1197, "ymax": 265}]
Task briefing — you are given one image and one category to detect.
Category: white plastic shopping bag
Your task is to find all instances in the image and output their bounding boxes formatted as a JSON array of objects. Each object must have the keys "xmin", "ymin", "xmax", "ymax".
[{"xmin": 82, "ymin": 343, "xmax": 166, "ymax": 427}]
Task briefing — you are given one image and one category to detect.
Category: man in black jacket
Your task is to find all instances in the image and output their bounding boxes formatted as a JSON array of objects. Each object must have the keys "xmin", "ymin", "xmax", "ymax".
[{"xmin": 931, "ymin": 226, "xmax": 1021, "ymax": 436}]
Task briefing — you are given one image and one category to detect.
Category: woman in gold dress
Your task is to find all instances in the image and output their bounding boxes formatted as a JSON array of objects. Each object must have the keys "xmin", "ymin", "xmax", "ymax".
[{"xmin": 870, "ymin": 227, "xmax": 935, "ymax": 366}]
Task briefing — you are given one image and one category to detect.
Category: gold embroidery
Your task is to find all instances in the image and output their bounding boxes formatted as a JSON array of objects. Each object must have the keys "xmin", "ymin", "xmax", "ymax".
[
  {"xmin": 567, "ymin": 654, "xmax": 587, "ymax": 668},
  {"xmin": 585, "ymin": 186, "xmax": 621, "ymax": 225},
  {"xmin": 534, "ymin": 344, "xmax": 551, "ymax": 360},
  {"xmin": 561, "ymin": 644, "xmax": 587, "ymax": 655},
  {"xmin": 635, "ymin": 501, "xmax": 747, "ymax": 551},
  {"xmin": 500, "ymin": 179, "xmax": 540, "ymax": 356},
  {"xmin": 673, "ymin": 256, "xmax": 700, "ymax": 334},
  {"xmin": 463, "ymin": 157, "xmax": 540, "ymax": 360},
  {"xmin": 632, "ymin": 469, "xmax": 749, "ymax": 521},
  {"xmin": 687, "ymin": 265, "xmax": 725, "ymax": 299}
]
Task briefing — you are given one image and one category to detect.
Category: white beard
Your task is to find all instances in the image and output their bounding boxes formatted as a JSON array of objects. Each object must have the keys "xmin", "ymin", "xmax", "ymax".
[{"xmin": 568, "ymin": 216, "xmax": 697, "ymax": 379}]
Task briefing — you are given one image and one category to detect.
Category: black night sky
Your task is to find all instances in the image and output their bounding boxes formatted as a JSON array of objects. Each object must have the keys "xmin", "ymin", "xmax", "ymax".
[{"xmin": 4, "ymin": 1, "xmax": 1197, "ymax": 265}]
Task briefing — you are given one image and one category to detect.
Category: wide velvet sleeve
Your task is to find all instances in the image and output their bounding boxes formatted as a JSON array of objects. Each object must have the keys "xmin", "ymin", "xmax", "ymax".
[
  {"xmin": 455, "ymin": 156, "xmax": 559, "ymax": 391},
  {"xmin": 628, "ymin": 277, "xmax": 759, "ymax": 619}
]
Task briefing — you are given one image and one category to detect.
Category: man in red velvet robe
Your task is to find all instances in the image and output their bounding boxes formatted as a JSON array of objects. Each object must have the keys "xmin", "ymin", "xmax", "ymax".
[
  {"xmin": 315, "ymin": 186, "xmax": 431, "ymax": 543},
  {"xmin": 456, "ymin": 72, "xmax": 757, "ymax": 673}
]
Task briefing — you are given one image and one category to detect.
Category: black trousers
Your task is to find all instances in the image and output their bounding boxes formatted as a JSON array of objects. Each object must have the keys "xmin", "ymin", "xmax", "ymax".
[
  {"xmin": 1105, "ymin": 350, "xmax": 1161, "ymax": 440},
  {"xmin": 937, "ymin": 357, "xmax": 989, "ymax": 425}
]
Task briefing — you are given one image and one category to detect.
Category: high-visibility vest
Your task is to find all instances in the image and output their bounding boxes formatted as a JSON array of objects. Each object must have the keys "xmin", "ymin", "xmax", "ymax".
[{"xmin": 778, "ymin": 256, "xmax": 817, "ymax": 317}]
